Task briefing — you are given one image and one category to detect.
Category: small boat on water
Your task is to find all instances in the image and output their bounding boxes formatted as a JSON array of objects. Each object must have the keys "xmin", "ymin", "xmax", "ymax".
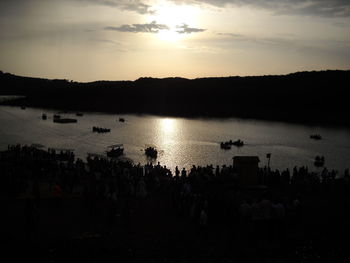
[
  {"xmin": 20, "ymin": 106, "xmax": 26, "ymax": 110},
  {"xmin": 53, "ymin": 113, "xmax": 77, "ymax": 123},
  {"xmin": 220, "ymin": 142, "xmax": 231, "ymax": 150},
  {"xmin": 106, "ymin": 144, "xmax": 124, "ymax": 158},
  {"xmin": 145, "ymin": 147, "xmax": 157, "ymax": 158},
  {"xmin": 119, "ymin": 118, "xmax": 125, "ymax": 122},
  {"xmin": 314, "ymin": 156, "xmax": 325, "ymax": 167},
  {"xmin": 76, "ymin": 112, "xmax": 84, "ymax": 117},
  {"xmin": 54, "ymin": 118, "xmax": 77, "ymax": 123},
  {"xmin": 92, "ymin": 126, "xmax": 111, "ymax": 133},
  {"xmin": 310, "ymin": 134, "xmax": 322, "ymax": 140},
  {"xmin": 42, "ymin": 113, "xmax": 47, "ymax": 120},
  {"xmin": 231, "ymin": 139, "xmax": 244, "ymax": 147},
  {"xmin": 220, "ymin": 139, "xmax": 244, "ymax": 149}
]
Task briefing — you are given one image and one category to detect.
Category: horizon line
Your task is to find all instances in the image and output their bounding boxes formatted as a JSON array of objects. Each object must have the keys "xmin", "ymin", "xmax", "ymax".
[{"xmin": 1, "ymin": 68, "xmax": 349, "ymax": 83}]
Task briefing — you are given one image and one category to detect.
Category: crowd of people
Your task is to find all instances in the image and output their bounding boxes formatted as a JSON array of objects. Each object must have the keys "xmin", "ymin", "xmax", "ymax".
[{"xmin": 1, "ymin": 144, "xmax": 350, "ymax": 261}]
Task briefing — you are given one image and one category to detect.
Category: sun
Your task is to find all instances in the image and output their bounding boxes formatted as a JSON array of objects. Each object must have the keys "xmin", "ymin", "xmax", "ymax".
[{"xmin": 149, "ymin": 2, "xmax": 199, "ymax": 42}]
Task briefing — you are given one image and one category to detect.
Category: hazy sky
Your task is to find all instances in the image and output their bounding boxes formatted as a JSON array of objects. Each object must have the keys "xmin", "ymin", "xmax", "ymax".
[{"xmin": 0, "ymin": 0, "xmax": 349, "ymax": 81}]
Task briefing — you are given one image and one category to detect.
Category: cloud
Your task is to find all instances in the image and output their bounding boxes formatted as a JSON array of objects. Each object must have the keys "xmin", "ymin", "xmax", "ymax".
[
  {"xmin": 176, "ymin": 24, "xmax": 206, "ymax": 34},
  {"xmin": 172, "ymin": 0, "xmax": 350, "ymax": 17},
  {"xmin": 77, "ymin": 0, "xmax": 155, "ymax": 14},
  {"xmin": 105, "ymin": 21, "xmax": 169, "ymax": 33}
]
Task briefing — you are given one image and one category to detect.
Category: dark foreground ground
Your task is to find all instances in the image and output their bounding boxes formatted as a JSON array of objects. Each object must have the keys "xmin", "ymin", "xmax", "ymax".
[{"xmin": 2, "ymin": 185, "xmax": 350, "ymax": 263}]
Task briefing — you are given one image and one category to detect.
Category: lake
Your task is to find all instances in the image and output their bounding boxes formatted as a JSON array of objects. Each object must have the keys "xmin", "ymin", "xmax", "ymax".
[{"xmin": 1, "ymin": 105, "xmax": 350, "ymax": 174}]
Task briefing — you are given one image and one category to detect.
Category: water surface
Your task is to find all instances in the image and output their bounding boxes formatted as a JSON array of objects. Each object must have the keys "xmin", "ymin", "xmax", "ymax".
[{"xmin": 1, "ymin": 105, "xmax": 350, "ymax": 173}]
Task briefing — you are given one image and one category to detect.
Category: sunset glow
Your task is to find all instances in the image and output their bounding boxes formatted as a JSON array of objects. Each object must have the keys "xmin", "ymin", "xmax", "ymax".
[{"xmin": 0, "ymin": 0, "xmax": 349, "ymax": 81}]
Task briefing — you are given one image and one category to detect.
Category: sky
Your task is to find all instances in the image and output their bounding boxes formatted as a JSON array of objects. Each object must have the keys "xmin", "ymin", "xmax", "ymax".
[{"xmin": 0, "ymin": 0, "xmax": 349, "ymax": 81}]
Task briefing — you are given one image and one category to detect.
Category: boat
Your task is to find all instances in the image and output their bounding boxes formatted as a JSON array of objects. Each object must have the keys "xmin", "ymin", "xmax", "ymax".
[
  {"xmin": 54, "ymin": 118, "xmax": 77, "ymax": 123},
  {"xmin": 220, "ymin": 142, "xmax": 231, "ymax": 150},
  {"xmin": 106, "ymin": 144, "xmax": 124, "ymax": 158},
  {"xmin": 310, "ymin": 134, "xmax": 322, "ymax": 140},
  {"xmin": 231, "ymin": 139, "xmax": 244, "ymax": 147},
  {"xmin": 92, "ymin": 126, "xmax": 111, "ymax": 133},
  {"xmin": 42, "ymin": 113, "xmax": 47, "ymax": 120},
  {"xmin": 221, "ymin": 139, "xmax": 244, "ymax": 148},
  {"xmin": 119, "ymin": 118, "xmax": 125, "ymax": 122},
  {"xmin": 314, "ymin": 156, "xmax": 325, "ymax": 167},
  {"xmin": 52, "ymin": 113, "xmax": 77, "ymax": 123},
  {"xmin": 76, "ymin": 112, "xmax": 84, "ymax": 117},
  {"xmin": 20, "ymin": 106, "xmax": 26, "ymax": 110},
  {"xmin": 145, "ymin": 147, "xmax": 157, "ymax": 158}
]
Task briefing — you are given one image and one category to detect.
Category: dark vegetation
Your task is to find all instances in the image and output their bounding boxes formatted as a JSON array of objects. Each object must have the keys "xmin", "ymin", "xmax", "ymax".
[{"xmin": 1, "ymin": 70, "xmax": 349, "ymax": 126}]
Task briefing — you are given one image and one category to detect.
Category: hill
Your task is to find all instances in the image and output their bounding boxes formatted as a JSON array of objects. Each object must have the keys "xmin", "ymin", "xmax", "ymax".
[{"xmin": 1, "ymin": 70, "xmax": 349, "ymax": 126}]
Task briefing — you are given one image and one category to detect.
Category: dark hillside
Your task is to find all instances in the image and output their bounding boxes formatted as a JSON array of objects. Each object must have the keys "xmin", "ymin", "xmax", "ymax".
[{"xmin": 1, "ymin": 70, "xmax": 349, "ymax": 126}]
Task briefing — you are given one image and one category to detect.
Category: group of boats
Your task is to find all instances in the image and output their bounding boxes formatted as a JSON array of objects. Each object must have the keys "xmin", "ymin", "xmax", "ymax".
[
  {"xmin": 220, "ymin": 139, "xmax": 244, "ymax": 149},
  {"xmin": 92, "ymin": 126, "xmax": 111, "ymax": 133},
  {"xmin": 103, "ymin": 144, "xmax": 158, "ymax": 159}
]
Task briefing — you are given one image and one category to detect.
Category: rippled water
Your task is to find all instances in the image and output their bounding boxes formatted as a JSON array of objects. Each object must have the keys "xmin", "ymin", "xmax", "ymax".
[{"xmin": 1, "ymin": 105, "xmax": 350, "ymax": 173}]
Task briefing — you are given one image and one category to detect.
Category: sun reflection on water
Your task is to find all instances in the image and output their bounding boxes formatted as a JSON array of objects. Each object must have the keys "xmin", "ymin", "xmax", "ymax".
[
  {"xmin": 160, "ymin": 118, "xmax": 176, "ymax": 135},
  {"xmin": 157, "ymin": 117, "xmax": 185, "ymax": 169}
]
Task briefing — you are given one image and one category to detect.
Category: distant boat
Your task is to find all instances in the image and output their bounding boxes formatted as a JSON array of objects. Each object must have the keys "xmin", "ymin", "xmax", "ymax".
[
  {"xmin": 106, "ymin": 144, "xmax": 124, "ymax": 158},
  {"xmin": 53, "ymin": 117, "xmax": 77, "ymax": 123},
  {"xmin": 119, "ymin": 118, "xmax": 125, "ymax": 122},
  {"xmin": 92, "ymin": 126, "xmax": 111, "ymax": 133},
  {"xmin": 42, "ymin": 113, "xmax": 47, "ymax": 120},
  {"xmin": 53, "ymin": 113, "xmax": 77, "ymax": 123},
  {"xmin": 145, "ymin": 147, "xmax": 157, "ymax": 158},
  {"xmin": 20, "ymin": 106, "xmax": 26, "ymax": 110},
  {"xmin": 221, "ymin": 139, "xmax": 244, "ymax": 148},
  {"xmin": 220, "ymin": 142, "xmax": 231, "ymax": 150},
  {"xmin": 76, "ymin": 112, "xmax": 83, "ymax": 116},
  {"xmin": 231, "ymin": 139, "xmax": 244, "ymax": 147},
  {"xmin": 314, "ymin": 156, "xmax": 325, "ymax": 167},
  {"xmin": 310, "ymin": 134, "xmax": 322, "ymax": 140}
]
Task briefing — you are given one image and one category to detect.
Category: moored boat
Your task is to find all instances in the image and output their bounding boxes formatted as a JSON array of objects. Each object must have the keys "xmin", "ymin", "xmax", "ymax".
[{"xmin": 106, "ymin": 144, "xmax": 124, "ymax": 158}]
